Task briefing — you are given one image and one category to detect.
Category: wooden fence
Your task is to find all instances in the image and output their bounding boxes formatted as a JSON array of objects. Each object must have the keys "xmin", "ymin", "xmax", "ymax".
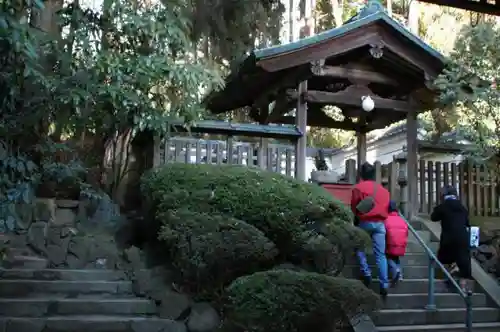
[
  {"xmin": 417, "ymin": 160, "xmax": 499, "ymax": 217},
  {"xmin": 159, "ymin": 137, "xmax": 297, "ymax": 176},
  {"xmin": 341, "ymin": 159, "xmax": 499, "ymax": 218}
]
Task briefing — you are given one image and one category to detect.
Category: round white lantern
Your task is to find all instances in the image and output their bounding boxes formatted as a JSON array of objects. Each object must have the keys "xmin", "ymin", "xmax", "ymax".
[{"xmin": 361, "ymin": 96, "xmax": 375, "ymax": 112}]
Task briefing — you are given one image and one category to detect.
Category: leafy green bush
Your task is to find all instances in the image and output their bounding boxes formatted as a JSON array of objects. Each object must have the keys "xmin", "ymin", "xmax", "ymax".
[
  {"xmin": 158, "ymin": 209, "xmax": 278, "ymax": 292},
  {"xmin": 220, "ymin": 270, "xmax": 381, "ymax": 332},
  {"xmin": 141, "ymin": 163, "xmax": 364, "ymax": 270}
]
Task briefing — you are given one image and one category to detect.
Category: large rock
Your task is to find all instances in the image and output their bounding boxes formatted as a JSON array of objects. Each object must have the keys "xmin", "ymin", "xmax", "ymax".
[
  {"xmin": 186, "ymin": 303, "xmax": 220, "ymax": 332},
  {"xmin": 157, "ymin": 291, "xmax": 191, "ymax": 320},
  {"xmin": 54, "ymin": 208, "xmax": 76, "ymax": 225},
  {"xmin": 34, "ymin": 199, "xmax": 56, "ymax": 223}
]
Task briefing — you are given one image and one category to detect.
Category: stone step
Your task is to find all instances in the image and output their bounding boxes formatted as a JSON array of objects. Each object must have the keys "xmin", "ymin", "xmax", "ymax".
[
  {"xmin": 373, "ymin": 308, "xmax": 500, "ymax": 326},
  {"xmin": 345, "ymin": 253, "xmax": 429, "ymax": 266},
  {"xmin": 408, "ymin": 230, "xmax": 431, "ymax": 244},
  {"xmin": 0, "ymin": 268, "xmax": 127, "ymax": 281},
  {"xmin": 368, "ymin": 279, "xmax": 476, "ymax": 294},
  {"xmin": 407, "ymin": 241, "xmax": 438, "ymax": 253},
  {"xmin": 2, "ymin": 256, "xmax": 48, "ymax": 269},
  {"xmin": 0, "ymin": 298, "xmax": 156, "ymax": 317},
  {"xmin": 0, "ymin": 280, "xmax": 133, "ymax": 297},
  {"xmin": 0, "ymin": 316, "xmax": 185, "ymax": 332},
  {"xmin": 342, "ymin": 265, "xmax": 437, "ymax": 279},
  {"xmin": 383, "ymin": 293, "xmax": 486, "ymax": 310},
  {"xmin": 378, "ymin": 322, "xmax": 500, "ymax": 332},
  {"xmin": 5, "ymin": 248, "xmax": 33, "ymax": 256}
]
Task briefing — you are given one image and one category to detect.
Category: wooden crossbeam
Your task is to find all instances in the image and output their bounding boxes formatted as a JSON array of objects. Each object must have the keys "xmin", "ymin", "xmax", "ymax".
[
  {"xmin": 312, "ymin": 65, "xmax": 399, "ymax": 86},
  {"xmin": 276, "ymin": 115, "xmax": 360, "ymax": 130},
  {"xmin": 287, "ymin": 85, "xmax": 413, "ymax": 112},
  {"xmin": 418, "ymin": 0, "xmax": 500, "ymax": 15}
]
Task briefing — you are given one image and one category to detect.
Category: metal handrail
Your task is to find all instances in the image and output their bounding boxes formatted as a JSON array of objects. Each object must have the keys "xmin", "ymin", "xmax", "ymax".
[{"xmin": 399, "ymin": 212, "xmax": 473, "ymax": 332}]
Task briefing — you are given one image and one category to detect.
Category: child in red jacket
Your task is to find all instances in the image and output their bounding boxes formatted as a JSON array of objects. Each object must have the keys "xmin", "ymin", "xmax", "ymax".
[{"xmin": 385, "ymin": 201, "xmax": 408, "ymax": 286}]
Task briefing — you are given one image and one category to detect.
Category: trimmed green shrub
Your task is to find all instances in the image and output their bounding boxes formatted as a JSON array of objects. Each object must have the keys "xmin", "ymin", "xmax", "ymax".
[
  {"xmin": 220, "ymin": 270, "xmax": 381, "ymax": 332},
  {"xmin": 141, "ymin": 164, "xmax": 365, "ymax": 266},
  {"xmin": 158, "ymin": 209, "xmax": 278, "ymax": 292}
]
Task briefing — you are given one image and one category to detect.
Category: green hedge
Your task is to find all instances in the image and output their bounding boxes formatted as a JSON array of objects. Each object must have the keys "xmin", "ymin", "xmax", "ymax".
[
  {"xmin": 220, "ymin": 270, "xmax": 381, "ymax": 332},
  {"xmin": 141, "ymin": 164, "xmax": 367, "ymax": 265},
  {"xmin": 158, "ymin": 209, "xmax": 278, "ymax": 292}
]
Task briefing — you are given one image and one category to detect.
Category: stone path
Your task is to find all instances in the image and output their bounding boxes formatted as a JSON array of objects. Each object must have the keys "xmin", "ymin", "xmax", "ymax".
[{"xmin": 0, "ymin": 254, "xmax": 186, "ymax": 332}]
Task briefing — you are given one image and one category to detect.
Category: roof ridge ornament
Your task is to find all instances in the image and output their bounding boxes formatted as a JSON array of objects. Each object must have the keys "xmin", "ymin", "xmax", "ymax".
[
  {"xmin": 360, "ymin": 0, "xmax": 386, "ymax": 17},
  {"xmin": 350, "ymin": 0, "xmax": 386, "ymax": 22}
]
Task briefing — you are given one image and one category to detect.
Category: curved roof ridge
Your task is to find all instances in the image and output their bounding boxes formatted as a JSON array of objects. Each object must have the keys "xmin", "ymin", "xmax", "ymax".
[{"xmin": 252, "ymin": 0, "xmax": 444, "ymax": 63}]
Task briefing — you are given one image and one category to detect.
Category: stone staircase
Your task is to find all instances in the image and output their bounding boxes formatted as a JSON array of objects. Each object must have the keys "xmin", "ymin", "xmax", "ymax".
[
  {"xmin": 0, "ymin": 252, "xmax": 185, "ymax": 332},
  {"xmin": 344, "ymin": 219, "xmax": 500, "ymax": 332}
]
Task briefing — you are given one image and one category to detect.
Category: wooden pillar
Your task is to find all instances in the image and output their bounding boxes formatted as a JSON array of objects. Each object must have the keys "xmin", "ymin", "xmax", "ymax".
[
  {"xmin": 226, "ymin": 136, "xmax": 234, "ymax": 164},
  {"xmin": 295, "ymin": 80, "xmax": 308, "ymax": 181},
  {"xmin": 396, "ymin": 152, "xmax": 409, "ymax": 218},
  {"xmin": 258, "ymin": 138, "xmax": 268, "ymax": 169},
  {"xmin": 406, "ymin": 109, "xmax": 418, "ymax": 219},
  {"xmin": 356, "ymin": 131, "xmax": 367, "ymax": 175}
]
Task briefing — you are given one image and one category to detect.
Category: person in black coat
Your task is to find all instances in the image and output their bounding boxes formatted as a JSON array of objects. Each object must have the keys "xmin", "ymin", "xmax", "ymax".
[{"xmin": 430, "ymin": 185, "xmax": 471, "ymax": 292}]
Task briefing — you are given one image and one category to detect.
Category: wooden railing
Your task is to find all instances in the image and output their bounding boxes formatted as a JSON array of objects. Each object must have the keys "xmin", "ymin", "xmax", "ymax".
[
  {"xmin": 418, "ymin": 160, "xmax": 499, "ymax": 217},
  {"xmin": 158, "ymin": 137, "xmax": 297, "ymax": 176}
]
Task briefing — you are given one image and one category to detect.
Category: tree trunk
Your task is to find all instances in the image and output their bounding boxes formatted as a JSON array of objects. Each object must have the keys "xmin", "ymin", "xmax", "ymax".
[
  {"xmin": 407, "ymin": 0, "xmax": 419, "ymax": 34},
  {"xmin": 331, "ymin": 0, "xmax": 342, "ymax": 27}
]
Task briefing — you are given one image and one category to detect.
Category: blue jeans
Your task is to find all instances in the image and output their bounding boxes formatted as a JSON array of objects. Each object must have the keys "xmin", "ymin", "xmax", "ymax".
[
  {"xmin": 357, "ymin": 221, "xmax": 389, "ymax": 289},
  {"xmin": 387, "ymin": 256, "xmax": 403, "ymax": 280}
]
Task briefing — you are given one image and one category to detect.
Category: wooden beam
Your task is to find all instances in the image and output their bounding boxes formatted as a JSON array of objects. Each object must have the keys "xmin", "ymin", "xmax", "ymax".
[
  {"xmin": 418, "ymin": 0, "xmax": 500, "ymax": 15},
  {"xmin": 377, "ymin": 27, "xmax": 441, "ymax": 78},
  {"xmin": 257, "ymin": 27, "xmax": 380, "ymax": 72},
  {"xmin": 357, "ymin": 132, "xmax": 367, "ymax": 174},
  {"xmin": 406, "ymin": 107, "xmax": 418, "ymax": 218},
  {"xmin": 250, "ymin": 67, "xmax": 311, "ymax": 121},
  {"xmin": 277, "ymin": 116, "xmax": 359, "ymax": 130},
  {"xmin": 265, "ymin": 93, "xmax": 292, "ymax": 124},
  {"xmin": 287, "ymin": 85, "xmax": 413, "ymax": 112},
  {"xmin": 295, "ymin": 80, "xmax": 308, "ymax": 181},
  {"xmin": 312, "ymin": 65, "xmax": 398, "ymax": 86}
]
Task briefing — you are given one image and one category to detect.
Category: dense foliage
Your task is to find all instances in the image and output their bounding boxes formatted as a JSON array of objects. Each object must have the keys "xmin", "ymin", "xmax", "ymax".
[
  {"xmin": 141, "ymin": 163, "xmax": 369, "ymax": 280},
  {"xmin": 219, "ymin": 270, "xmax": 381, "ymax": 332},
  {"xmin": 141, "ymin": 163, "xmax": 374, "ymax": 330},
  {"xmin": 434, "ymin": 21, "xmax": 500, "ymax": 163},
  {"xmin": 158, "ymin": 208, "xmax": 278, "ymax": 292},
  {"xmin": 0, "ymin": 0, "xmax": 284, "ymax": 227}
]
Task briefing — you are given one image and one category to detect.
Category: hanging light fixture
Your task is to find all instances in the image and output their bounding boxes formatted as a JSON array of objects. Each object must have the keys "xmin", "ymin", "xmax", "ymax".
[{"xmin": 361, "ymin": 96, "xmax": 375, "ymax": 112}]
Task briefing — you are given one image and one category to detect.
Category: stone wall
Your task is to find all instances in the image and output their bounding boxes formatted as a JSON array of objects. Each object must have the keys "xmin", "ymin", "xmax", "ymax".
[
  {"xmin": 473, "ymin": 228, "xmax": 500, "ymax": 283},
  {"xmin": 1, "ymin": 197, "xmax": 221, "ymax": 332},
  {"xmin": 3, "ymin": 197, "xmax": 124, "ymax": 269},
  {"xmin": 122, "ymin": 247, "xmax": 220, "ymax": 332}
]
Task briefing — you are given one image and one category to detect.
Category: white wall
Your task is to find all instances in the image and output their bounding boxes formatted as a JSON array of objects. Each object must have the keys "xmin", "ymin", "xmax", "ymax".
[
  {"xmin": 329, "ymin": 132, "xmax": 408, "ymax": 173},
  {"xmin": 328, "ymin": 132, "xmax": 467, "ymax": 211},
  {"xmin": 329, "ymin": 132, "xmax": 465, "ymax": 174}
]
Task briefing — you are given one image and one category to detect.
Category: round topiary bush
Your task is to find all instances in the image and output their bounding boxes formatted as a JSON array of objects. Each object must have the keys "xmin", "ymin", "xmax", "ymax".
[
  {"xmin": 158, "ymin": 208, "xmax": 278, "ymax": 292},
  {"xmin": 219, "ymin": 269, "xmax": 381, "ymax": 332},
  {"xmin": 141, "ymin": 163, "xmax": 367, "ymax": 272}
]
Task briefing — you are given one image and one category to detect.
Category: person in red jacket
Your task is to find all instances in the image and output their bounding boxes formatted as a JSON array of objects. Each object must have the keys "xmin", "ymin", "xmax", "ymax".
[
  {"xmin": 351, "ymin": 162, "xmax": 391, "ymax": 299},
  {"xmin": 385, "ymin": 200, "xmax": 408, "ymax": 287}
]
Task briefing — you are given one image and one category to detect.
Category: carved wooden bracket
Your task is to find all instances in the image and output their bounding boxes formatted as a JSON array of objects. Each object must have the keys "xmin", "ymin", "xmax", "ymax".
[{"xmin": 310, "ymin": 59, "xmax": 325, "ymax": 76}]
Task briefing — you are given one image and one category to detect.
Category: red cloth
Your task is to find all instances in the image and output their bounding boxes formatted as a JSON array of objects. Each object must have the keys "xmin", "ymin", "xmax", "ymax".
[
  {"xmin": 385, "ymin": 212, "xmax": 409, "ymax": 257},
  {"xmin": 350, "ymin": 180, "xmax": 390, "ymax": 222}
]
